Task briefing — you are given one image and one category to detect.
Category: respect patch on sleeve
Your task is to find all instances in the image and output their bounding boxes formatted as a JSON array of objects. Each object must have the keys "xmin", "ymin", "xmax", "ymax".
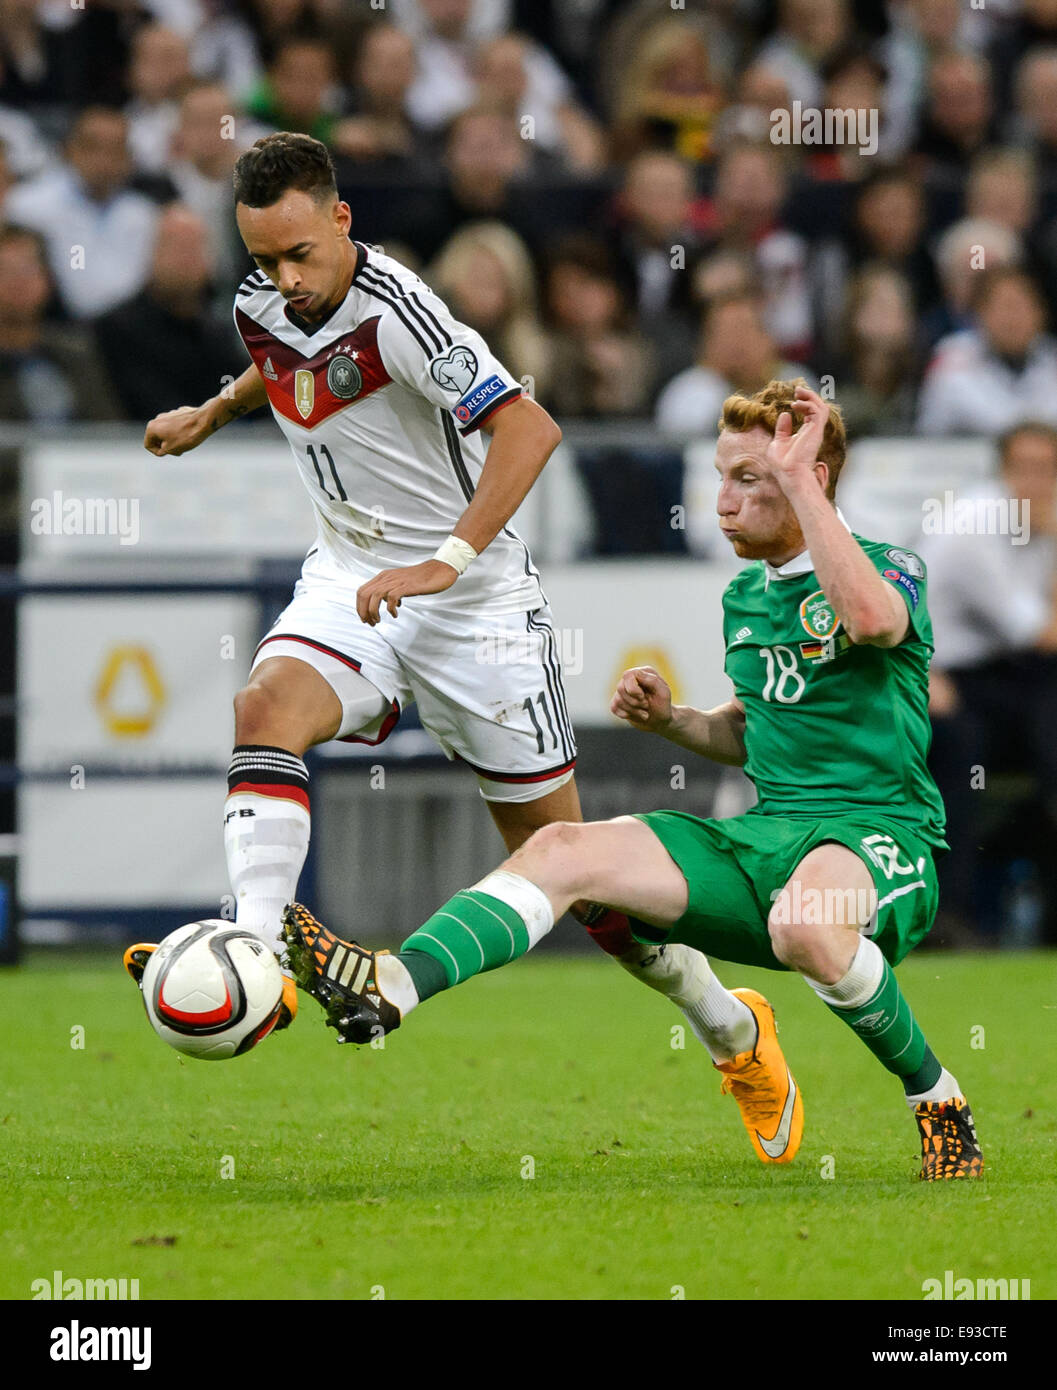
[
  {"xmin": 454, "ymin": 373, "xmax": 508, "ymax": 424},
  {"xmin": 882, "ymin": 567, "xmax": 920, "ymax": 608}
]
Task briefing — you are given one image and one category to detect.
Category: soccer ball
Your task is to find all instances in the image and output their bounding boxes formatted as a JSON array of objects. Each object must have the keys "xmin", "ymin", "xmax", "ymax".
[{"xmin": 141, "ymin": 921, "xmax": 284, "ymax": 1061}]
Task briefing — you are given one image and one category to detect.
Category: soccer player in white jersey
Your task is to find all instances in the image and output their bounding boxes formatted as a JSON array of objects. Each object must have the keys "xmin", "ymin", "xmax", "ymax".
[{"xmin": 123, "ymin": 133, "xmax": 693, "ymax": 1034}]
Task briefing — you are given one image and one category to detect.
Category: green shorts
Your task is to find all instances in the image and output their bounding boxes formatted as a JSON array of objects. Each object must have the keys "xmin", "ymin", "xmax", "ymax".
[{"xmin": 634, "ymin": 809, "xmax": 940, "ymax": 970}]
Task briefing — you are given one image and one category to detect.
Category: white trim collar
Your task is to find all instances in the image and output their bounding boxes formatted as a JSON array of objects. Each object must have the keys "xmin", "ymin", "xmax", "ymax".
[{"xmin": 762, "ymin": 508, "xmax": 852, "ymax": 586}]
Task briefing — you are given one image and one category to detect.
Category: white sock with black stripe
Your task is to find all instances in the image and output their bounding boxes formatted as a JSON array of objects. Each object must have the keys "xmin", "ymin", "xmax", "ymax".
[{"xmin": 225, "ymin": 745, "xmax": 311, "ymax": 958}]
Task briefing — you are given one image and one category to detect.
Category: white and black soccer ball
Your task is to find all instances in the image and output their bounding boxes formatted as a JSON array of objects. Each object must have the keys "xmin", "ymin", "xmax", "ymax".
[{"xmin": 141, "ymin": 921, "xmax": 283, "ymax": 1061}]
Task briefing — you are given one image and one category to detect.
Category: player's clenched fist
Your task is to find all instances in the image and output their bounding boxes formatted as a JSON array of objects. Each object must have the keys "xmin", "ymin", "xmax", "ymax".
[
  {"xmin": 610, "ymin": 665, "xmax": 673, "ymax": 732},
  {"xmin": 143, "ymin": 404, "xmax": 218, "ymax": 457}
]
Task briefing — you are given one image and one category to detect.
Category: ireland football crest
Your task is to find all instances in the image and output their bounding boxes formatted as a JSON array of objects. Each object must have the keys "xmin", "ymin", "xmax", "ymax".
[{"xmin": 799, "ymin": 589, "xmax": 840, "ymax": 639}]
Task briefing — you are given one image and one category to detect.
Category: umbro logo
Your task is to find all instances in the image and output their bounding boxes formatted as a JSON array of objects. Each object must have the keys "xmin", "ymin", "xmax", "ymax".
[
  {"xmin": 856, "ymin": 1009, "xmax": 887, "ymax": 1032},
  {"xmin": 733, "ymin": 627, "xmax": 753, "ymax": 642},
  {"xmin": 261, "ymin": 356, "xmax": 278, "ymax": 380}
]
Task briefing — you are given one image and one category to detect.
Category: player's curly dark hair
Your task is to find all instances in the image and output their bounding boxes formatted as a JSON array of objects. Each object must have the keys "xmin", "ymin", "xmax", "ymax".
[
  {"xmin": 719, "ymin": 378, "xmax": 847, "ymax": 499},
  {"xmin": 233, "ymin": 132, "xmax": 337, "ymax": 208}
]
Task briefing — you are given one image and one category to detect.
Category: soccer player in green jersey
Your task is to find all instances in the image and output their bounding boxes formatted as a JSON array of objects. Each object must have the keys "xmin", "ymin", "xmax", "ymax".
[{"xmin": 284, "ymin": 380, "xmax": 983, "ymax": 1181}]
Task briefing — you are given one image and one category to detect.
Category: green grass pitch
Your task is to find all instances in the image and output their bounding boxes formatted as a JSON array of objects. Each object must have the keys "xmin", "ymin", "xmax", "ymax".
[{"xmin": 1, "ymin": 948, "xmax": 1053, "ymax": 1301}]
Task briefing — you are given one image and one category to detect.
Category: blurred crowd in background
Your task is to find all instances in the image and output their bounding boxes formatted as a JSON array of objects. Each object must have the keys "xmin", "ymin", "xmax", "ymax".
[
  {"xmin": 7, "ymin": 0, "xmax": 1057, "ymax": 437},
  {"xmin": 2, "ymin": 0, "xmax": 1057, "ymax": 945}
]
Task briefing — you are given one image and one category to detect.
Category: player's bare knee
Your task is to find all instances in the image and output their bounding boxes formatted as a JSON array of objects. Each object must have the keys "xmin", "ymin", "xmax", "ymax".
[
  {"xmin": 518, "ymin": 820, "xmax": 583, "ymax": 859},
  {"xmin": 233, "ymin": 680, "xmax": 311, "ymax": 746},
  {"xmin": 233, "ymin": 682, "xmax": 275, "ymax": 742},
  {"xmin": 531, "ymin": 817, "xmax": 581, "ymax": 850},
  {"xmin": 768, "ymin": 913, "xmax": 822, "ymax": 971},
  {"xmin": 511, "ymin": 821, "xmax": 589, "ymax": 890},
  {"xmin": 769, "ymin": 913, "xmax": 853, "ymax": 980}
]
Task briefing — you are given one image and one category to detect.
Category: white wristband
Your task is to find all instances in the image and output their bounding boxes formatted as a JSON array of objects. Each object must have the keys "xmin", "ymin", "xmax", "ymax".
[{"xmin": 433, "ymin": 534, "xmax": 478, "ymax": 575}]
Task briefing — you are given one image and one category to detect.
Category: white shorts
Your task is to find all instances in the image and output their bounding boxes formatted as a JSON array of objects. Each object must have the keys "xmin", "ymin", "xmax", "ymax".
[{"xmin": 250, "ymin": 563, "xmax": 577, "ymax": 802}]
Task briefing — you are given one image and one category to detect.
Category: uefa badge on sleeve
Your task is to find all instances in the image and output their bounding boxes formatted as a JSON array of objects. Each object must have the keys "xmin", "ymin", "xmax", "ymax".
[
  {"xmin": 429, "ymin": 345, "xmax": 478, "ymax": 395},
  {"xmin": 884, "ymin": 547, "xmax": 924, "ymax": 579}
]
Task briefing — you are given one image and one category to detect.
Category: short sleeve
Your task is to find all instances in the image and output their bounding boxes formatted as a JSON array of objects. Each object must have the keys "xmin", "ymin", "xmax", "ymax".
[
  {"xmin": 375, "ymin": 278, "xmax": 524, "ymax": 434},
  {"xmin": 868, "ymin": 543, "xmax": 930, "ymax": 641}
]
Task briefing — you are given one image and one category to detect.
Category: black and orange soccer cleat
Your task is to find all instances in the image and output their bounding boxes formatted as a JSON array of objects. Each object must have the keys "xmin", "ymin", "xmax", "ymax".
[
  {"xmin": 715, "ymin": 988, "xmax": 804, "ymax": 1165},
  {"xmin": 915, "ymin": 1097, "xmax": 984, "ymax": 1180},
  {"xmin": 281, "ymin": 902, "xmax": 401, "ymax": 1044},
  {"xmin": 123, "ymin": 942, "xmax": 157, "ymax": 989}
]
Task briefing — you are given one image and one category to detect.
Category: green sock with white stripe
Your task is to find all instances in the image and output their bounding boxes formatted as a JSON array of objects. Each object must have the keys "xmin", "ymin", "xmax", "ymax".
[
  {"xmin": 808, "ymin": 936, "xmax": 942, "ymax": 1095},
  {"xmin": 397, "ymin": 871, "xmax": 555, "ymax": 1000}
]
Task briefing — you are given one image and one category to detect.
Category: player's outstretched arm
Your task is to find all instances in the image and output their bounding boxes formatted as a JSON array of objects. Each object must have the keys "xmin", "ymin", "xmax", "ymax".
[
  {"xmin": 356, "ymin": 396, "xmax": 562, "ymax": 624},
  {"xmin": 610, "ymin": 666, "xmax": 746, "ymax": 766},
  {"xmin": 143, "ymin": 363, "xmax": 269, "ymax": 457}
]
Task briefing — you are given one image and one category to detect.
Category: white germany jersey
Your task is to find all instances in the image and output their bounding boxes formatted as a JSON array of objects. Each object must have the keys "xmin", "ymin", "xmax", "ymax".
[{"xmin": 233, "ymin": 241, "xmax": 544, "ymax": 616}]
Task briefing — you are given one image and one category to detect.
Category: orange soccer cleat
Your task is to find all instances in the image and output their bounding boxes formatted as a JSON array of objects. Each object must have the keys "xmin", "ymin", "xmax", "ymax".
[
  {"xmin": 122, "ymin": 942, "xmax": 157, "ymax": 988},
  {"xmin": 275, "ymin": 971, "xmax": 298, "ymax": 1031},
  {"xmin": 715, "ymin": 988, "xmax": 804, "ymax": 1165}
]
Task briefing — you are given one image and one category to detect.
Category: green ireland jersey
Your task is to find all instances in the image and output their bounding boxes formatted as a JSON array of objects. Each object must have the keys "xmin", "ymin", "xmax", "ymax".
[{"xmin": 722, "ymin": 534, "xmax": 947, "ymax": 848}]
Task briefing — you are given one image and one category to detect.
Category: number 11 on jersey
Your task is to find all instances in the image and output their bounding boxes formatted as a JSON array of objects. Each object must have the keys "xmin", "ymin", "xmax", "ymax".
[{"xmin": 306, "ymin": 443, "xmax": 347, "ymax": 502}]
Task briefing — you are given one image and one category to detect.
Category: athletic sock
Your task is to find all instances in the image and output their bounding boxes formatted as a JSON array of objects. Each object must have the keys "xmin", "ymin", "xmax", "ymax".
[
  {"xmin": 619, "ymin": 940, "xmax": 757, "ymax": 1063},
  {"xmin": 580, "ymin": 905, "xmax": 637, "ymax": 955},
  {"xmin": 904, "ymin": 1066, "xmax": 962, "ymax": 1108},
  {"xmin": 807, "ymin": 936, "xmax": 947, "ymax": 1098},
  {"xmin": 374, "ymin": 952, "xmax": 426, "ymax": 1018},
  {"xmin": 393, "ymin": 949, "xmax": 447, "ymax": 1006},
  {"xmin": 398, "ymin": 869, "xmax": 554, "ymax": 991},
  {"xmin": 224, "ymin": 744, "xmax": 310, "ymax": 958}
]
